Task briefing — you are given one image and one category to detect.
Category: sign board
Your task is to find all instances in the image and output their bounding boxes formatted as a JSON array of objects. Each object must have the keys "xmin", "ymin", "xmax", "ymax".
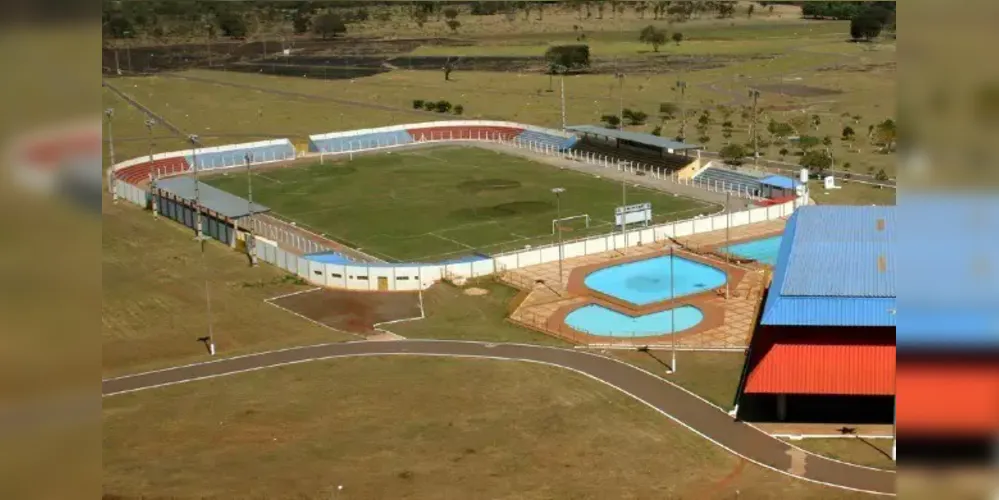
[
  {"xmin": 824, "ymin": 175, "xmax": 840, "ymax": 190},
  {"xmin": 615, "ymin": 202, "xmax": 652, "ymax": 228}
]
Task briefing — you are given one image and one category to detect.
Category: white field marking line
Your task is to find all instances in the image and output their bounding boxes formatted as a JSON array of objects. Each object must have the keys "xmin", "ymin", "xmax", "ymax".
[
  {"xmin": 264, "ymin": 287, "xmax": 321, "ymax": 302},
  {"xmin": 776, "ymin": 434, "xmax": 894, "ymax": 440},
  {"xmin": 509, "ymin": 233, "xmax": 531, "ymax": 240},
  {"xmin": 253, "ymin": 173, "xmax": 284, "ymax": 184},
  {"xmin": 428, "ymin": 232, "xmax": 475, "ymax": 250},
  {"xmin": 263, "ymin": 298, "xmax": 366, "ymax": 340},
  {"xmin": 578, "ymin": 345, "xmax": 747, "ymax": 353},
  {"xmin": 100, "ymin": 350, "xmax": 894, "ymax": 496},
  {"xmin": 371, "ymin": 291, "xmax": 425, "ymax": 336}
]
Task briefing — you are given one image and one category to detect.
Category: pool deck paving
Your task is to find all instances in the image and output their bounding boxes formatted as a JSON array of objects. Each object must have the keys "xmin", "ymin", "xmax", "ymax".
[{"xmin": 500, "ymin": 220, "xmax": 785, "ymax": 349}]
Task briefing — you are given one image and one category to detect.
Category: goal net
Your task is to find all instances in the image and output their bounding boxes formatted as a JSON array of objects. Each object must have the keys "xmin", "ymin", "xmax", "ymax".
[{"xmin": 552, "ymin": 214, "xmax": 590, "ymax": 234}]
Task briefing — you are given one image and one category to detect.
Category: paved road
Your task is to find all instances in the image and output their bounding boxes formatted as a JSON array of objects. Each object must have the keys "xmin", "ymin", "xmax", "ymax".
[{"xmin": 103, "ymin": 340, "xmax": 894, "ymax": 496}]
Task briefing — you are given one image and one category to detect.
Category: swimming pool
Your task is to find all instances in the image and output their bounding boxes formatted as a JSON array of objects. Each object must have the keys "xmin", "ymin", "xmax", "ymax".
[
  {"xmin": 565, "ymin": 304, "xmax": 704, "ymax": 337},
  {"xmin": 723, "ymin": 235, "xmax": 783, "ymax": 266},
  {"xmin": 583, "ymin": 255, "xmax": 727, "ymax": 306}
]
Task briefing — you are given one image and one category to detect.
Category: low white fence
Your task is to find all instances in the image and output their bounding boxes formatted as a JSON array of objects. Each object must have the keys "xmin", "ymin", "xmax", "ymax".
[{"xmin": 253, "ymin": 197, "xmax": 796, "ymax": 292}]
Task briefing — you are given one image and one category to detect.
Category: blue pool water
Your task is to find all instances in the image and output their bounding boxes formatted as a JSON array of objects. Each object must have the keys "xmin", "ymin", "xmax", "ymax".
[
  {"xmin": 565, "ymin": 304, "xmax": 704, "ymax": 337},
  {"xmin": 584, "ymin": 255, "xmax": 727, "ymax": 306},
  {"xmin": 723, "ymin": 236, "xmax": 783, "ymax": 266}
]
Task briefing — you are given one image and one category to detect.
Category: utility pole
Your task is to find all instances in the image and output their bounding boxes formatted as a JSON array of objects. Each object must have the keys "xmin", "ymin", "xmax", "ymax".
[
  {"xmin": 677, "ymin": 80, "xmax": 687, "ymax": 141},
  {"xmin": 146, "ymin": 118, "xmax": 158, "ymax": 218},
  {"xmin": 552, "ymin": 187, "xmax": 566, "ymax": 288},
  {"xmin": 560, "ymin": 70, "xmax": 567, "ymax": 131},
  {"xmin": 725, "ymin": 192, "xmax": 731, "ymax": 299},
  {"xmin": 670, "ymin": 245, "xmax": 677, "ymax": 373},
  {"xmin": 616, "ymin": 72, "xmax": 625, "ymax": 130},
  {"xmin": 246, "ymin": 152, "xmax": 258, "ymax": 266},
  {"xmin": 749, "ymin": 88, "xmax": 761, "ymax": 166},
  {"xmin": 105, "ymin": 108, "xmax": 117, "ymax": 202},
  {"xmin": 190, "ymin": 133, "xmax": 215, "ymax": 356},
  {"xmin": 190, "ymin": 134, "xmax": 203, "ymax": 240}
]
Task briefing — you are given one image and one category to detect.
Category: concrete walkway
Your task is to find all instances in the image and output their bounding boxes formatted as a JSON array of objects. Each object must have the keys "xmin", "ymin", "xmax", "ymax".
[{"xmin": 103, "ymin": 340, "xmax": 894, "ymax": 496}]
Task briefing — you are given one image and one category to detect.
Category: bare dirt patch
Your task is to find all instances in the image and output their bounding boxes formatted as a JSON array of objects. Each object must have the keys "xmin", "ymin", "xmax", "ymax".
[
  {"xmin": 270, "ymin": 288, "xmax": 421, "ymax": 334},
  {"xmin": 755, "ymin": 83, "xmax": 843, "ymax": 97},
  {"xmin": 463, "ymin": 287, "xmax": 489, "ymax": 296}
]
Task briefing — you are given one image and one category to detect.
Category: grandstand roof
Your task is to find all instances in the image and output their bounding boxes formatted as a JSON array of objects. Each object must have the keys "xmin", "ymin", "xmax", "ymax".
[
  {"xmin": 156, "ymin": 176, "xmax": 270, "ymax": 220},
  {"xmin": 759, "ymin": 174, "xmax": 797, "ymax": 190},
  {"xmin": 761, "ymin": 205, "xmax": 896, "ymax": 327},
  {"xmin": 565, "ymin": 125, "xmax": 701, "ymax": 151},
  {"xmin": 898, "ymin": 362, "xmax": 999, "ymax": 434}
]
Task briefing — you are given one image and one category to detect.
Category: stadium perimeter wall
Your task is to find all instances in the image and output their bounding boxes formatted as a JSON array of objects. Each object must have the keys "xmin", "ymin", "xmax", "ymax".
[{"xmin": 110, "ymin": 121, "xmax": 798, "ymax": 292}]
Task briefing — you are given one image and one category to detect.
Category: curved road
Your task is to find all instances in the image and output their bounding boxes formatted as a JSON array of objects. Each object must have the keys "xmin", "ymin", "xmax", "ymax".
[{"xmin": 103, "ymin": 340, "xmax": 895, "ymax": 496}]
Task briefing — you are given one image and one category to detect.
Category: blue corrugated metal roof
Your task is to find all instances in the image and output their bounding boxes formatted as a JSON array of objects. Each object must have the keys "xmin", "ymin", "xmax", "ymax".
[
  {"xmin": 761, "ymin": 206, "xmax": 896, "ymax": 327},
  {"xmin": 759, "ymin": 175, "xmax": 796, "ymax": 190}
]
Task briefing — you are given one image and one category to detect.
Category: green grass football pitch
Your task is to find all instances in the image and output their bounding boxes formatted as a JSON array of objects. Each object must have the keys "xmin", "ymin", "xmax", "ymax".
[{"xmin": 204, "ymin": 146, "xmax": 719, "ymax": 262}]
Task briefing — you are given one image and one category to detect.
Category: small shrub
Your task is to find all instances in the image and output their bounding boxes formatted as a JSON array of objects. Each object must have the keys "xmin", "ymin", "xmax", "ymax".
[
  {"xmin": 600, "ymin": 114, "xmax": 621, "ymax": 128},
  {"xmin": 423, "ymin": 101, "xmax": 437, "ymax": 111},
  {"xmin": 412, "ymin": 99, "xmax": 425, "ymax": 110},
  {"xmin": 436, "ymin": 100, "xmax": 452, "ymax": 113},
  {"xmin": 651, "ymin": 125, "xmax": 662, "ymax": 136},
  {"xmin": 453, "ymin": 104, "xmax": 464, "ymax": 115}
]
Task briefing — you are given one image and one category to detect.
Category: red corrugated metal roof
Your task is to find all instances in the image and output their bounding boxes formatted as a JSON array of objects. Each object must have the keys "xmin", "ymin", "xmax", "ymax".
[
  {"xmin": 898, "ymin": 363, "xmax": 999, "ymax": 435},
  {"xmin": 743, "ymin": 328, "xmax": 895, "ymax": 395}
]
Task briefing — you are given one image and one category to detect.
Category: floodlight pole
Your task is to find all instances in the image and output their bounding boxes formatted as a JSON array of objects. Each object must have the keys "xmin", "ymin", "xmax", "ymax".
[
  {"xmin": 552, "ymin": 187, "xmax": 566, "ymax": 288},
  {"xmin": 146, "ymin": 118, "xmax": 158, "ymax": 218},
  {"xmin": 190, "ymin": 133, "xmax": 215, "ymax": 356},
  {"xmin": 677, "ymin": 80, "xmax": 687, "ymax": 141},
  {"xmin": 190, "ymin": 134, "xmax": 203, "ymax": 240},
  {"xmin": 749, "ymin": 89, "xmax": 761, "ymax": 166},
  {"xmin": 105, "ymin": 108, "xmax": 117, "ymax": 202},
  {"xmin": 246, "ymin": 152, "xmax": 257, "ymax": 266}
]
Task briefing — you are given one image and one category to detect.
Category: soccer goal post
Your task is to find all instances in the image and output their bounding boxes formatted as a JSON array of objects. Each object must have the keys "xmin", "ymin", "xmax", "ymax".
[{"xmin": 552, "ymin": 214, "xmax": 590, "ymax": 234}]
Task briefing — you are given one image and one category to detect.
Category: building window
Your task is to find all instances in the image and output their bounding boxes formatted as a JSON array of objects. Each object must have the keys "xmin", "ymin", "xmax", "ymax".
[{"xmin": 330, "ymin": 273, "xmax": 342, "ymax": 278}]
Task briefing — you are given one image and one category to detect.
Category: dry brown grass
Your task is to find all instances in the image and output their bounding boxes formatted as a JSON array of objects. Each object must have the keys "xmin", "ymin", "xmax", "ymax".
[{"xmin": 103, "ymin": 356, "xmax": 871, "ymax": 499}]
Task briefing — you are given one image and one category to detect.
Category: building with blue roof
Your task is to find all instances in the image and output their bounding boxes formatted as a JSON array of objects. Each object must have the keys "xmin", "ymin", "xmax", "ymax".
[
  {"xmin": 735, "ymin": 205, "xmax": 896, "ymax": 426},
  {"xmin": 758, "ymin": 175, "xmax": 798, "ymax": 200}
]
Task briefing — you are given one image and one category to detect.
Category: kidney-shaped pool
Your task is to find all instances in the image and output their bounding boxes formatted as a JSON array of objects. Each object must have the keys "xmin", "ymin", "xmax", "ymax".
[
  {"xmin": 583, "ymin": 254, "xmax": 727, "ymax": 306},
  {"xmin": 565, "ymin": 304, "xmax": 704, "ymax": 337}
]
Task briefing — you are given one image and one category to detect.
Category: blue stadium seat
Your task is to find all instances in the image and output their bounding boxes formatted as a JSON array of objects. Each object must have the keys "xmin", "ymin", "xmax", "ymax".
[
  {"xmin": 311, "ymin": 130, "xmax": 413, "ymax": 153},
  {"xmin": 692, "ymin": 166, "xmax": 766, "ymax": 197},
  {"xmin": 186, "ymin": 142, "xmax": 297, "ymax": 170},
  {"xmin": 515, "ymin": 130, "xmax": 578, "ymax": 151}
]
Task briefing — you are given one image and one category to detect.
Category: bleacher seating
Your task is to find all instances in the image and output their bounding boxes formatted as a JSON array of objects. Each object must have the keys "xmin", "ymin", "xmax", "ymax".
[
  {"xmin": 569, "ymin": 137, "xmax": 695, "ymax": 171},
  {"xmin": 514, "ymin": 130, "xmax": 578, "ymax": 151},
  {"xmin": 115, "ymin": 157, "xmax": 191, "ymax": 185},
  {"xmin": 311, "ymin": 130, "xmax": 413, "ymax": 153},
  {"xmin": 186, "ymin": 142, "xmax": 296, "ymax": 170},
  {"xmin": 692, "ymin": 166, "xmax": 764, "ymax": 197},
  {"xmin": 407, "ymin": 126, "xmax": 523, "ymax": 142}
]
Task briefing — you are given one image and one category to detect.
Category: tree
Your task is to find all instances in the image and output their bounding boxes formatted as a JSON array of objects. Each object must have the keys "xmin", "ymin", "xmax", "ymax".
[
  {"xmin": 292, "ymin": 10, "xmax": 311, "ymax": 34},
  {"xmin": 601, "ymin": 114, "xmax": 621, "ymax": 128},
  {"xmin": 446, "ymin": 19, "xmax": 461, "ymax": 32},
  {"xmin": 810, "ymin": 114, "xmax": 822, "ymax": 130},
  {"xmin": 747, "ymin": 3, "xmax": 755, "ymax": 18},
  {"xmin": 874, "ymin": 118, "xmax": 896, "ymax": 152},
  {"xmin": 797, "ymin": 135, "xmax": 820, "ymax": 152},
  {"xmin": 875, "ymin": 168, "xmax": 889, "ymax": 181},
  {"xmin": 671, "ymin": 32, "xmax": 684, "ymax": 46},
  {"xmin": 454, "ymin": 104, "xmax": 464, "ymax": 115},
  {"xmin": 651, "ymin": 125, "xmax": 663, "ymax": 136},
  {"xmin": 639, "ymin": 25, "xmax": 667, "ymax": 52},
  {"xmin": 545, "ymin": 45, "xmax": 591, "ymax": 71},
  {"xmin": 635, "ymin": 1, "xmax": 648, "ymax": 18},
  {"xmin": 698, "ymin": 134, "xmax": 711, "ymax": 144},
  {"xmin": 767, "ymin": 120, "xmax": 794, "ymax": 141},
  {"xmin": 841, "ymin": 126, "xmax": 856, "ymax": 141},
  {"xmin": 800, "ymin": 150, "xmax": 833, "ymax": 172},
  {"xmin": 720, "ymin": 144, "xmax": 749, "ymax": 166},
  {"xmin": 443, "ymin": 57, "xmax": 458, "ymax": 81},
  {"xmin": 842, "ymin": 162, "xmax": 852, "ymax": 179},
  {"xmin": 217, "ymin": 11, "xmax": 247, "ymax": 38},
  {"xmin": 444, "ymin": 7, "xmax": 459, "ymax": 20},
  {"xmin": 659, "ymin": 102, "xmax": 679, "ymax": 122},
  {"xmin": 623, "ymin": 109, "xmax": 649, "ymax": 125},
  {"xmin": 822, "ymin": 136, "xmax": 833, "ymax": 147},
  {"xmin": 778, "ymin": 147, "xmax": 789, "ymax": 159},
  {"xmin": 313, "ymin": 13, "xmax": 346, "ymax": 40},
  {"xmin": 851, "ymin": 10, "xmax": 884, "ymax": 41}
]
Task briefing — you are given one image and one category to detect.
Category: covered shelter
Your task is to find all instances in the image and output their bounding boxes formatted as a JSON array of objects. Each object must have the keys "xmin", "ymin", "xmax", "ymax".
[
  {"xmin": 153, "ymin": 176, "xmax": 270, "ymax": 245},
  {"xmin": 565, "ymin": 125, "xmax": 702, "ymax": 173},
  {"xmin": 566, "ymin": 125, "xmax": 701, "ymax": 155},
  {"xmin": 758, "ymin": 174, "xmax": 798, "ymax": 199},
  {"xmin": 735, "ymin": 206, "xmax": 896, "ymax": 425}
]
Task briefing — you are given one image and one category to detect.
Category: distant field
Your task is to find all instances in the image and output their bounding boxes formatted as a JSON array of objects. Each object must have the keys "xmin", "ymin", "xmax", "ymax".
[{"xmin": 204, "ymin": 146, "xmax": 717, "ymax": 262}]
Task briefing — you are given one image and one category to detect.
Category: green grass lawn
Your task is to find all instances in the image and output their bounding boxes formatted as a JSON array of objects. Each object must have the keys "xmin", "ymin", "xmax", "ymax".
[
  {"xmin": 204, "ymin": 146, "xmax": 716, "ymax": 262},
  {"xmin": 103, "ymin": 356, "xmax": 870, "ymax": 500}
]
